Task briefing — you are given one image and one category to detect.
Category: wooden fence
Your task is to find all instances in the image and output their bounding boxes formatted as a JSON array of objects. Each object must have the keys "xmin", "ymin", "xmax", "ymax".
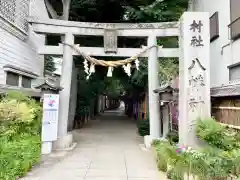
[{"xmin": 211, "ymin": 98, "xmax": 240, "ymax": 130}]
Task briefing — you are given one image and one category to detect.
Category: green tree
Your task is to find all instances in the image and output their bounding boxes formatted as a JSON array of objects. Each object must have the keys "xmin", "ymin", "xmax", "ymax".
[
  {"xmin": 104, "ymin": 77, "xmax": 125, "ymax": 98},
  {"xmin": 124, "ymin": 0, "xmax": 188, "ymax": 22},
  {"xmin": 44, "ymin": 0, "xmax": 126, "ymax": 22},
  {"xmin": 44, "ymin": 55, "xmax": 56, "ymax": 73}
]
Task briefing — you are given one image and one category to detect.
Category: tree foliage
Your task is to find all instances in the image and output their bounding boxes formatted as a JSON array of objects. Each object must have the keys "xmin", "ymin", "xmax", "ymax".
[
  {"xmin": 44, "ymin": 55, "xmax": 56, "ymax": 73},
  {"xmin": 158, "ymin": 58, "xmax": 179, "ymax": 84},
  {"xmin": 125, "ymin": 0, "xmax": 188, "ymax": 22},
  {"xmin": 45, "ymin": 0, "xmax": 188, "ymax": 22},
  {"xmin": 103, "ymin": 77, "xmax": 124, "ymax": 98}
]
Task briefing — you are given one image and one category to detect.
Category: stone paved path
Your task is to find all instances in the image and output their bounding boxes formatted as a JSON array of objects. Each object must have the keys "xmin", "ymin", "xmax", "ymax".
[{"xmin": 23, "ymin": 109, "xmax": 167, "ymax": 180}]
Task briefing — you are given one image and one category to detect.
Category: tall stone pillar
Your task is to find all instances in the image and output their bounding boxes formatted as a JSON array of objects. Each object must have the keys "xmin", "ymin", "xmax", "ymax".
[
  {"xmin": 53, "ymin": 33, "xmax": 74, "ymax": 150},
  {"xmin": 179, "ymin": 12, "xmax": 210, "ymax": 148},
  {"xmin": 147, "ymin": 35, "xmax": 161, "ymax": 139}
]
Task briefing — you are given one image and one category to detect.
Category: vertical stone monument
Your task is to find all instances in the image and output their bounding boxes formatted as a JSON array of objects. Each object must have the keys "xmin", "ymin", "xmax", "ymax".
[{"xmin": 178, "ymin": 12, "xmax": 211, "ymax": 148}]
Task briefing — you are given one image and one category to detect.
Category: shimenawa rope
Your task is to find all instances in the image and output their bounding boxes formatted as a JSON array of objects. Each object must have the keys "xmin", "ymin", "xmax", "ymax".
[{"xmin": 60, "ymin": 43, "xmax": 161, "ymax": 67}]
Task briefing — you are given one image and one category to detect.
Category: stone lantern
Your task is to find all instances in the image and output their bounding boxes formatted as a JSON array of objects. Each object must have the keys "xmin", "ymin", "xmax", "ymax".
[
  {"xmin": 154, "ymin": 84, "xmax": 174, "ymax": 138},
  {"xmin": 34, "ymin": 77, "xmax": 63, "ymax": 101},
  {"xmin": 154, "ymin": 84, "xmax": 173, "ymax": 104}
]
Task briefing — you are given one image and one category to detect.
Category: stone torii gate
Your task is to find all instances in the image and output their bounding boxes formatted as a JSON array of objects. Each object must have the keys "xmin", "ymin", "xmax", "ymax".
[{"xmin": 28, "ymin": 12, "xmax": 211, "ymax": 150}]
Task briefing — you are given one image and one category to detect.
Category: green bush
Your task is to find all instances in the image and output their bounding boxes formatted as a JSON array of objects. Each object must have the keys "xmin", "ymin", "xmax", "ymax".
[
  {"xmin": 166, "ymin": 130, "xmax": 179, "ymax": 144},
  {"xmin": 156, "ymin": 150, "xmax": 168, "ymax": 172},
  {"xmin": 137, "ymin": 118, "xmax": 149, "ymax": 136},
  {"xmin": 155, "ymin": 141, "xmax": 185, "ymax": 179},
  {"xmin": 196, "ymin": 117, "xmax": 239, "ymax": 151},
  {"xmin": 0, "ymin": 135, "xmax": 41, "ymax": 179},
  {"xmin": 0, "ymin": 92, "xmax": 42, "ymax": 180},
  {"xmin": 155, "ymin": 117, "xmax": 240, "ymax": 179}
]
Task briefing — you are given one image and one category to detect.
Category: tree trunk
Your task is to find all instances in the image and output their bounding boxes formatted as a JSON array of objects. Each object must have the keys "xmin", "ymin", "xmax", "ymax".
[
  {"xmin": 61, "ymin": 0, "xmax": 71, "ymax": 20},
  {"xmin": 44, "ymin": 0, "xmax": 59, "ymax": 19},
  {"xmin": 45, "ymin": 0, "xmax": 71, "ymax": 20}
]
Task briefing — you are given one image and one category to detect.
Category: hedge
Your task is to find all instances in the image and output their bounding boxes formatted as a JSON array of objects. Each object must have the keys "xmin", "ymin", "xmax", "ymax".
[{"xmin": 0, "ymin": 92, "xmax": 42, "ymax": 180}]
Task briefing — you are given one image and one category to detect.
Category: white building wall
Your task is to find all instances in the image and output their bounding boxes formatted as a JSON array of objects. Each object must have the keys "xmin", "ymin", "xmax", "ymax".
[
  {"xmin": 189, "ymin": 0, "xmax": 240, "ymax": 87},
  {"xmin": 0, "ymin": 0, "xmax": 48, "ymax": 86}
]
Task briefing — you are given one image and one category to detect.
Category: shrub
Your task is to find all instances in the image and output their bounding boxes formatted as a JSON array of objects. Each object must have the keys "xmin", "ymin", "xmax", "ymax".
[
  {"xmin": 155, "ymin": 141, "xmax": 185, "ymax": 179},
  {"xmin": 196, "ymin": 117, "xmax": 240, "ymax": 151},
  {"xmin": 156, "ymin": 149, "xmax": 168, "ymax": 172},
  {"xmin": 137, "ymin": 118, "xmax": 149, "ymax": 136},
  {"xmin": 0, "ymin": 135, "xmax": 41, "ymax": 179},
  {"xmin": 155, "ymin": 117, "xmax": 240, "ymax": 179},
  {"xmin": 152, "ymin": 139, "xmax": 161, "ymax": 146},
  {"xmin": 166, "ymin": 130, "xmax": 179, "ymax": 144},
  {"xmin": 0, "ymin": 92, "xmax": 42, "ymax": 179}
]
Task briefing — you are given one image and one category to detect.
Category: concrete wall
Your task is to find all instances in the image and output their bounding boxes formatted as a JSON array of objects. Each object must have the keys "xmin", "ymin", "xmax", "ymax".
[
  {"xmin": 189, "ymin": 0, "xmax": 240, "ymax": 87},
  {"xmin": 0, "ymin": 0, "xmax": 48, "ymax": 86}
]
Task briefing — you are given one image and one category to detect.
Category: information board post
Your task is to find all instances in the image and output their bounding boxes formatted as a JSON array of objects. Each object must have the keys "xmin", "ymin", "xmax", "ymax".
[{"xmin": 41, "ymin": 94, "xmax": 60, "ymax": 154}]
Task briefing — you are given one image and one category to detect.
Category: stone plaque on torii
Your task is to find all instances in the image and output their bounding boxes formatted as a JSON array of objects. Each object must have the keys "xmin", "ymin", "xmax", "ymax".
[{"xmin": 104, "ymin": 29, "xmax": 118, "ymax": 53}]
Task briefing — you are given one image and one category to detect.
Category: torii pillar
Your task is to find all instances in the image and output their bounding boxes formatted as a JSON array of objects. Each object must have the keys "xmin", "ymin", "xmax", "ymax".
[
  {"xmin": 144, "ymin": 35, "xmax": 161, "ymax": 148},
  {"xmin": 53, "ymin": 32, "xmax": 74, "ymax": 150}
]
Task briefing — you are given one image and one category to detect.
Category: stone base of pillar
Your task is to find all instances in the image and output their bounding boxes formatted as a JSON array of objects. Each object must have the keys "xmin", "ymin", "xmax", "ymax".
[
  {"xmin": 53, "ymin": 133, "xmax": 73, "ymax": 150},
  {"xmin": 144, "ymin": 135, "xmax": 152, "ymax": 149}
]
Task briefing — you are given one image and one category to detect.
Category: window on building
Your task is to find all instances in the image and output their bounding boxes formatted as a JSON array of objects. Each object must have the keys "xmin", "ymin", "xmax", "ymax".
[
  {"xmin": 229, "ymin": 63, "xmax": 240, "ymax": 82},
  {"xmin": 210, "ymin": 12, "xmax": 219, "ymax": 42},
  {"xmin": 21, "ymin": 75, "xmax": 32, "ymax": 88},
  {"xmin": 229, "ymin": 0, "xmax": 240, "ymax": 40},
  {"xmin": 5, "ymin": 71, "xmax": 33, "ymax": 88},
  {"xmin": 6, "ymin": 72, "xmax": 19, "ymax": 86}
]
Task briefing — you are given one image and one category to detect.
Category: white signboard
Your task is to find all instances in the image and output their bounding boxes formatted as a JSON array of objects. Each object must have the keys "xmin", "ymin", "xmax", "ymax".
[{"xmin": 41, "ymin": 94, "xmax": 59, "ymax": 142}]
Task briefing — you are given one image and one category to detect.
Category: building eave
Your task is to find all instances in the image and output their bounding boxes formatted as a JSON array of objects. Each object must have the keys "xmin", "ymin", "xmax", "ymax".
[
  {"xmin": 211, "ymin": 83, "xmax": 240, "ymax": 97},
  {"xmin": 34, "ymin": 79, "xmax": 63, "ymax": 91}
]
